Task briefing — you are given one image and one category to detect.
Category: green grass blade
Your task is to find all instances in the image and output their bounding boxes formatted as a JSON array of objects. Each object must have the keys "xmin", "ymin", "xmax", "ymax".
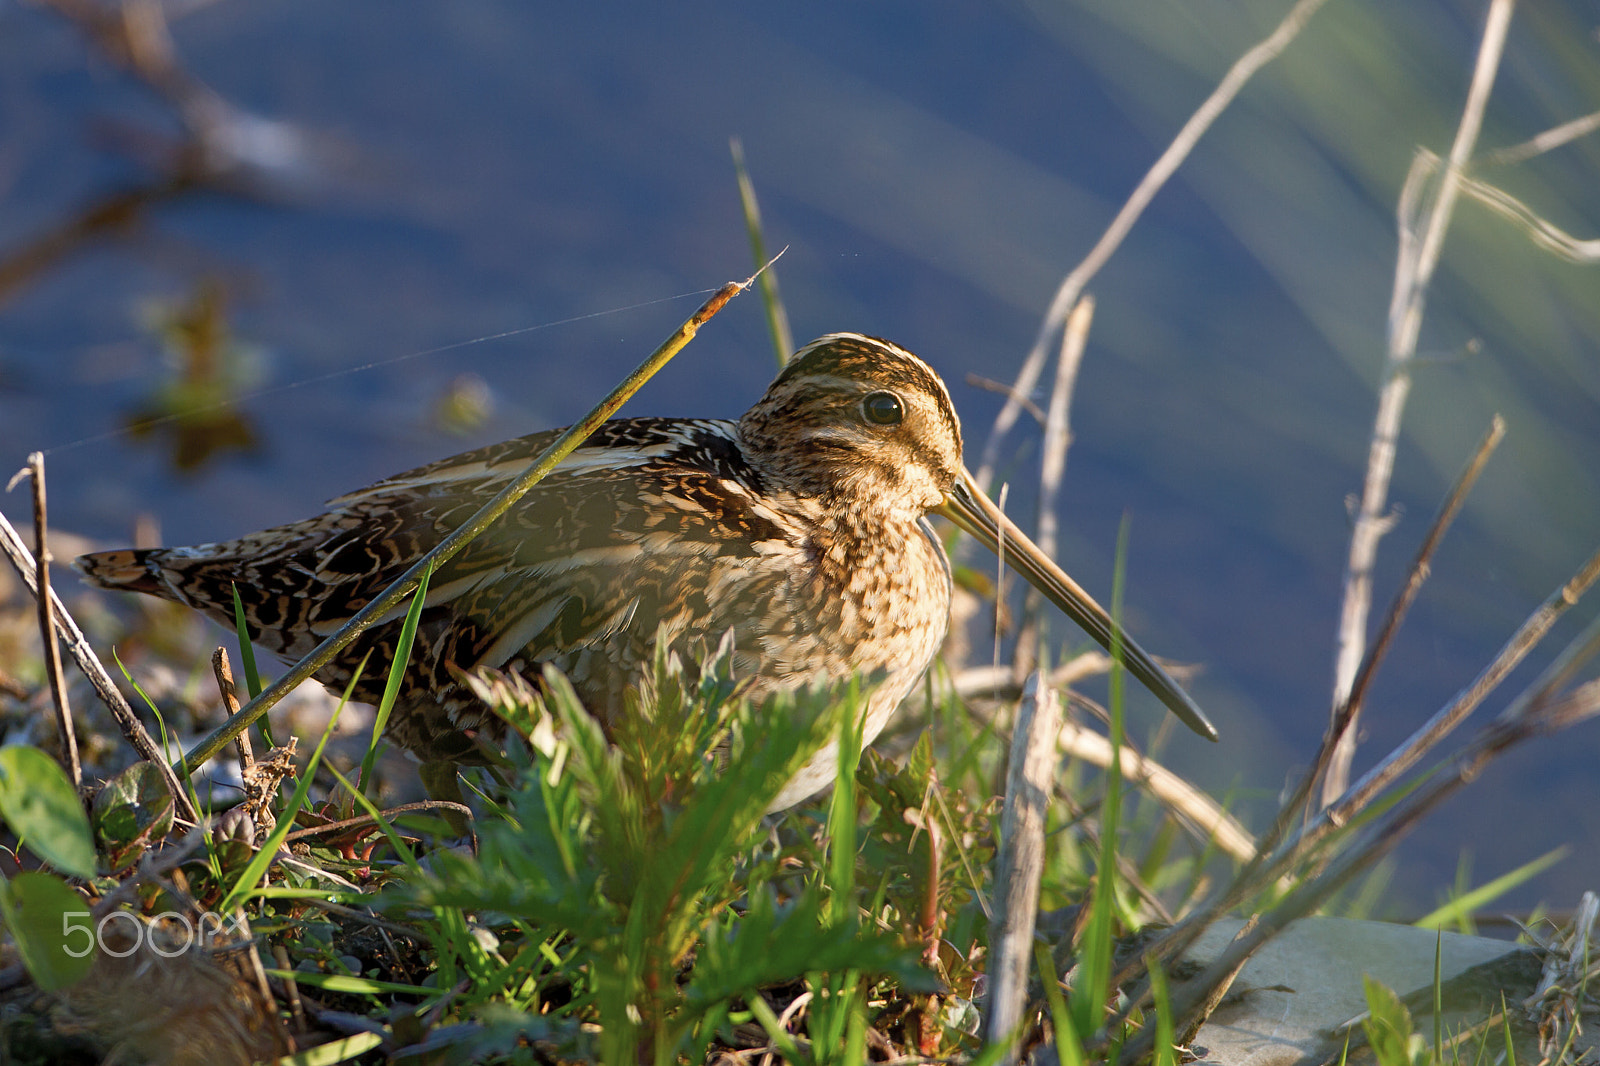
[
  {"xmin": 1149, "ymin": 953, "xmax": 1178, "ymax": 1066},
  {"xmin": 746, "ymin": 993, "xmax": 806, "ymax": 1064},
  {"xmin": 1413, "ymin": 847, "xmax": 1568, "ymax": 930},
  {"xmin": 827, "ymin": 679, "xmax": 865, "ymax": 925},
  {"xmin": 1499, "ymin": 992, "xmax": 1517, "ymax": 1066},
  {"xmin": 357, "ymin": 561, "xmax": 433, "ymax": 797},
  {"xmin": 178, "ymin": 280, "xmax": 746, "ymax": 777},
  {"xmin": 274, "ymin": 1031, "xmax": 385, "ymax": 1065},
  {"xmin": 262, "ymin": 969, "xmax": 436, "ymax": 997},
  {"xmin": 112, "ymin": 649, "xmax": 206, "ymax": 822},
  {"xmin": 321, "ymin": 761, "xmax": 422, "ymax": 876},
  {"xmin": 230, "ymin": 583, "xmax": 275, "ymax": 748},
  {"xmin": 729, "ymin": 136, "xmax": 792, "ymax": 367},
  {"xmin": 1072, "ymin": 518, "xmax": 1131, "ymax": 1038},
  {"xmin": 1433, "ymin": 932, "xmax": 1443, "ymax": 1062},
  {"xmin": 1037, "ymin": 942, "xmax": 1084, "ymax": 1066},
  {"xmin": 230, "ymin": 583, "xmax": 264, "ymax": 698}
]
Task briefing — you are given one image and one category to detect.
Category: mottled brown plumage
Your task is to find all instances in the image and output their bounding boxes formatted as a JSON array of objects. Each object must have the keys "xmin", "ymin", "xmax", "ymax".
[
  {"xmin": 80, "ymin": 335, "xmax": 966, "ymax": 808},
  {"xmin": 78, "ymin": 332, "xmax": 1216, "ymax": 811}
]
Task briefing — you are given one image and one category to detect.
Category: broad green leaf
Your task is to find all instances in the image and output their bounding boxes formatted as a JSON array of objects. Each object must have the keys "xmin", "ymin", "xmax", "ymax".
[
  {"xmin": 91, "ymin": 760, "xmax": 175, "ymax": 872},
  {"xmin": 1362, "ymin": 974, "xmax": 1428, "ymax": 1066},
  {"xmin": 0, "ymin": 746, "xmax": 95, "ymax": 878},
  {"xmin": 0, "ymin": 871, "xmax": 95, "ymax": 990}
]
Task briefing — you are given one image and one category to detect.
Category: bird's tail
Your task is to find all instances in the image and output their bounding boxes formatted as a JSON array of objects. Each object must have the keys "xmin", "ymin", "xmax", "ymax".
[{"xmin": 75, "ymin": 549, "xmax": 179, "ymax": 599}]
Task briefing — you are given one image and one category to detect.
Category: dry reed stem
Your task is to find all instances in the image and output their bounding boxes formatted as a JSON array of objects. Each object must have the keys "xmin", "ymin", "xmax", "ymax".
[
  {"xmin": 974, "ymin": 0, "xmax": 1334, "ymax": 492},
  {"xmin": 1458, "ymin": 167, "xmax": 1600, "ymax": 262},
  {"xmin": 12, "ymin": 453, "xmax": 81, "ymax": 785},
  {"xmin": 1057, "ymin": 720, "xmax": 1256, "ymax": 865},
  {"xmin": 986, "ymin": 674, "xmax": 1063, "ymax": 1062},
  {"xmin": 0, "ymin": 505, "xmax": 198, "ymax": 821},
  {"xmin": 1325, "ymin": 0, "xmax": 1518, "ymax": 805}
]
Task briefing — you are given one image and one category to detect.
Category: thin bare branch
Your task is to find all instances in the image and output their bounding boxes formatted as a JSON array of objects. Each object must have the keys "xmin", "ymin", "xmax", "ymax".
[
  {"xmin": 1122, "ymin": 656, "xmax": 1600, "ymax": 1062},
  {"xmin": 1123, "ymin": 533, "xmax": 1600, "ymax": 1022},
  {"xmin": 0, "ymin": 507, "xmax": 197, "ymax": 821},
  {"xmin": 1325, "ymin": 0, "xmax": 1517, "ymax": 806},
  {"xmin": 974, "ymin": 0, "xmax": 1334, "ymax": 491},
  {"xmin": 1499, "ymin": 609, "xmax": 1600, "ymax": 727},
  {"xmin": 966, "ymin": 374, "xmax": 1047, "ymax": 429},
  {"xmin": 17, "ymin": 454, "xmax": 81, "ymax": 786},
  {"xmin": 1329, "ymin": 539, "xmax": 1600, "ymax": 828},
  {"xmin": 730, "ymin": 137, "xmax": 793, "ymax": 367}
]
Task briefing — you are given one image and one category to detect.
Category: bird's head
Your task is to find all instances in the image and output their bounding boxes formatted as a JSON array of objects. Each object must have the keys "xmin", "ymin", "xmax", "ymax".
[{"xmin": 738, "ymin": 333, "xmax": 963, "ymax": 516}]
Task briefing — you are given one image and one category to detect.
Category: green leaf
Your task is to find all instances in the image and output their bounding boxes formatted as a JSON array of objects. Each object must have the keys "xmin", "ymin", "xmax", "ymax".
[
  {"xmin": 91, "ymin": 760, "xmax": 176, "ymax": 872},
  {"xmin": 0, "ymin": 746, "xmax": 95, "ymax": 878},
  {"xmin": 359, "ymin": 561, "xmax": 432, "ymax": 796},
  {"xmin": 1362, "ymin": 975, "xmax": 1428, "ymax": 1066},
  {"xmin": 0, "ymin": 871, "xmax": 95, "ymax": 990}
]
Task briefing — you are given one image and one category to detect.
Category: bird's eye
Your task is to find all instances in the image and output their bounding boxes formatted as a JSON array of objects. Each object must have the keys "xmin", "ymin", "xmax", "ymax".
[{"xmin": 861, "ymin": 391, "xmax": 904, "ymax": 426}]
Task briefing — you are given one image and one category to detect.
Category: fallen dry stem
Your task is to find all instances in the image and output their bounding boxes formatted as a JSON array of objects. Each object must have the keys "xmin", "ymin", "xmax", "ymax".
[
  {"xmin": 1059, "ymin": 720, "xmax": 1256, "ymax": 865},
  {"xmin": 987, "ymin": 675, "xmax": 1063, "ymax": 1060},
  {"xmin": 281, "ymin": 801, "xmax": 474, "ymax": 845}
]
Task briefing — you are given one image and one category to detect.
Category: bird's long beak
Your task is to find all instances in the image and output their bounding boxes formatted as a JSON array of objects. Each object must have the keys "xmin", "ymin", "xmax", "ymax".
[{"xmin": 936, "ymin": 467, "xmax": 1218, "ymax": 742}]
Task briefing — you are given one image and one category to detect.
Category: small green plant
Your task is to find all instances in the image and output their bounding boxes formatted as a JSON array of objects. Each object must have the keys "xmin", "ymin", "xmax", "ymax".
[{"xmin": 384, "ymin": 639, "xmax": 935, "ymax": 1063}]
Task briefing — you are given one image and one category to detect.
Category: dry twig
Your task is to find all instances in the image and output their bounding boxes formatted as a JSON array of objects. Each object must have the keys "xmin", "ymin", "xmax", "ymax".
[
  {"xmin": 0, "ymin": 506, "xmax": 198, "ymax": 821},
  {"xmin": 9, "ymin": 454, "xmax": 81, "ymax": 785}
]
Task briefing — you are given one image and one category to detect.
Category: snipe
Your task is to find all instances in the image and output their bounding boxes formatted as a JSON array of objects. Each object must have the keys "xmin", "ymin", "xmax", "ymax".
[{"xmin": 78, "ymin": 333, "xmax": 1215, "ymax": 810}]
